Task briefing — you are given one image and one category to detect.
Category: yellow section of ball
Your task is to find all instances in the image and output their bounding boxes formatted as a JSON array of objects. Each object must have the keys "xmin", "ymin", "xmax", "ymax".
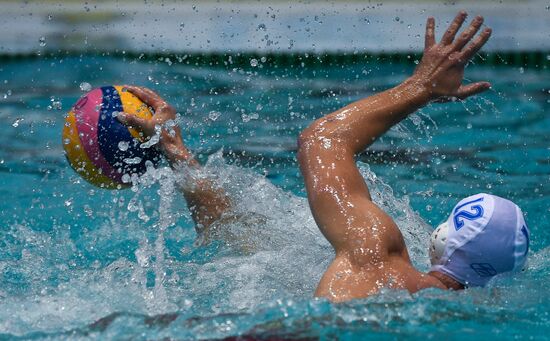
[
  {"xmin": 62, "ymin": 110, "xmax": 124, "ymax": 189},
  {"xmin": 115, "ymin": 85, "xmax": 154, "ymax": 141}
]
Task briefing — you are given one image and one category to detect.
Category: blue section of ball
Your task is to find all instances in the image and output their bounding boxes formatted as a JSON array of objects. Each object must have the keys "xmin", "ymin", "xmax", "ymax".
[{"xmin": 97, "ymin": 86, "xmax": 159, "ymax": 178}]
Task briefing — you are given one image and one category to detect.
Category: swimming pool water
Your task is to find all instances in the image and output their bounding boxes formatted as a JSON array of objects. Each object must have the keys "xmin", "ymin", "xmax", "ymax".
[{"xmin": 0, "ymin": 55, "xmax": 548, "ymax": 339}]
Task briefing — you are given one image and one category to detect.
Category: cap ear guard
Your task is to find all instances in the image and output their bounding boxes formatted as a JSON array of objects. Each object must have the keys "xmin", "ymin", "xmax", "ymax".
[{"xmin": 430, "ymin": 221, "xmax": 449, "ymax": 266}]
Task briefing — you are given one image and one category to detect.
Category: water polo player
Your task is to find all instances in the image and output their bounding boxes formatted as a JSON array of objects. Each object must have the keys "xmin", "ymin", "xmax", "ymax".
[{"xmin": 117, "ymin": 12, "xmax": 530, "ymax": 302}]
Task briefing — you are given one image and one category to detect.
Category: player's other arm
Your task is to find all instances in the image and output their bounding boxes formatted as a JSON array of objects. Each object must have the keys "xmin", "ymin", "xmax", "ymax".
[
  {"xmin": 117, "ymin": 86, "xmax": 230, "ymax": 233},
  {"xmin": 298, "ymin": 12, "xmax": 491, "ymax": 280}
]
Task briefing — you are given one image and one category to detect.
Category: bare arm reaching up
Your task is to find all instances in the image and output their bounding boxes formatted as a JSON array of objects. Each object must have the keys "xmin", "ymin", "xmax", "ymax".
[
  {"xmin": 298, "ymin": 12, "xmax": 491, "ymax": 301},
  {"xmin": 118, "ymin": 86, "xmax": 231, "ymax": 233}
]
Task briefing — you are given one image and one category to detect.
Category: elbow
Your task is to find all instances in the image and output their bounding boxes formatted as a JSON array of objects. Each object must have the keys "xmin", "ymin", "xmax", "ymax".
[
  {"xmin": 297, "ymin": 123, "xmax": 346, "ymax": 172},
  {"xmin": 297, "ymin": 117, "xmax": 329, "ymax": 151},
  {"xmin": 296, "ymin": 131, "xmax": 310, "ymax": 167},
  {"xmin": 297, "ymin": 118, "xmax": 348, "ymax": 153},
  {"xmin": 297, "ymin": 116, "xmax": 357, "ymax": 172},
  {"xmin": 297, "ymin": 124, "xmax": 320, "ymax": 164},
  {"xmin": 297, "ymin": 127, "xmax": 313, "ymax": 152}
]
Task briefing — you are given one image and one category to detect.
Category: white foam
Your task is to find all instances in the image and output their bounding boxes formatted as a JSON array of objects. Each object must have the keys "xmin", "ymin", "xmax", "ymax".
[{"xmin": 0, "ymin": 152, "xmax": 437, "ymax": 335}]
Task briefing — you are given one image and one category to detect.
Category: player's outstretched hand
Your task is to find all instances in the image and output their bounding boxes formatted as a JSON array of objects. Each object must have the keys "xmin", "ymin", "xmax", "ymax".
[{"xmin": 412, "ymin": 11, "xmax": 492, "ymax": 101}]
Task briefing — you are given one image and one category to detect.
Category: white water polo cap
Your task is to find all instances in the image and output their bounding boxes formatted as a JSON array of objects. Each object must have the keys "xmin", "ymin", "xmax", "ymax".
[{"xmin": 429, "ymin": 193, "xmax": 530, "ymax": 287}]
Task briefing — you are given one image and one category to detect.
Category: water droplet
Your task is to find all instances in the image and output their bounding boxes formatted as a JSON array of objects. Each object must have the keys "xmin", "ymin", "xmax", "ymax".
[
  {"xmin": 183, "ymin": 299, "xmax": 193, "ymax": 308},
  {"xmin": 79, "ymin": 82, "xmax": 92, "ymax": 92},
  {"xmin": 48, "ymin": 97, "xmax": 62, "ymax": 111},
  {"xmin": 83, "ymin": 205, "xmax": 93, "ymax": 216},
  {"xmin": 321, "ymin": 137, "xmax": 332, "ymax": 149},
  {"xmin": 12, "ymin": 118, "xmax": 23, "ymax": 127},
  {"xmin": 208, "ymin": 111, "xmax": 221, "ymax": 121},
  {"xmin": 140, "ymin": 131, "xmax": 160, "ymax": 149},
  {"xmin": 124, "ymin": 157, "xmax": 142, "ymax": 164},
  {"xmin": 118, "ymin": 141, "xmax": 129, "ymax": 151},
  {"xmin": 395, "ymin": 16, "xmax": 400, "ymax": 22},
  {"xmin": 39, "ymin": 36, "xmax": 46, "ymax": 47},
  {"xmin": 250, "ymin": 58, "xmax": 258, "ymax": 67},
  {"xmin": 147, "ymin": 75, "xmax": 159, "ymax": 85}
]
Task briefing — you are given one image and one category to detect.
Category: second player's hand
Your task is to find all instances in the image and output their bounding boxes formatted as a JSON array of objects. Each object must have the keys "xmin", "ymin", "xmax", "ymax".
[{"xmin": 411, "ymin": 11, "xmax": 492, "ymax": 101}]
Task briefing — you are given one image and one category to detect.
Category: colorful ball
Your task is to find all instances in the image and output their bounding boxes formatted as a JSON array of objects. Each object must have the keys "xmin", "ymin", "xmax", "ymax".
[{"xmin": 62, "ymin": 85, "xmax": 160, "ymax": 189}]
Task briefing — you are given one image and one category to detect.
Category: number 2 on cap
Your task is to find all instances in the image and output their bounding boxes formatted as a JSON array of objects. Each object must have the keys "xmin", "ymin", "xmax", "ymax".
[{"xmin": 453, "ymin": 197, "xmax": 484, "ymax": 230}]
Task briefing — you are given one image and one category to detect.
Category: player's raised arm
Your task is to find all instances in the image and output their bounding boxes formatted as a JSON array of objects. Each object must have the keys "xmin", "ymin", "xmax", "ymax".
[
  {"xmin": 297, "ymin": 12, "xmax": 491, "ymax": 300},
  {"xmin": 118, "ymin": 86, "xmax": 231, "ymax": 233}
]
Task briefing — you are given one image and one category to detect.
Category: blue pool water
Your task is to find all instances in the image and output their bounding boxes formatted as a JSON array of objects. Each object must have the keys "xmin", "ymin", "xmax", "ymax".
[{"xmin": 0, "ymin": 55, "xmax": 548, "ymax": 339}]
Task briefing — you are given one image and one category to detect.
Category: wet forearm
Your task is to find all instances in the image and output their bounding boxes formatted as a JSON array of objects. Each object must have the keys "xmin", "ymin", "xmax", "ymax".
[
  {"xmin": 303, "ymin": 77, "xmax": 431, "ymax": 154},
  {"xmin": 159, "ymin": 136, "xmax": 231, "ymax": 231},
  {"xmin": 159, "ymin": 136, "xmax": 199, "ymax": 168}
]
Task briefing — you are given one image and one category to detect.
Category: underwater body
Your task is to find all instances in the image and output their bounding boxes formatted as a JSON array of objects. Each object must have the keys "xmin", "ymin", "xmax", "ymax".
[{"xmin": 0, "ymin": 54, "xmax": 548, "ymax": 340}]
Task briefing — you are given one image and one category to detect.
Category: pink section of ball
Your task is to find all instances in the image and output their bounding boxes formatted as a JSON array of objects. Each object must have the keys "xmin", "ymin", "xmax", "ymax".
[{"xmin": 73, "ymin": 88, "xmax": 123, "ymax": 183}]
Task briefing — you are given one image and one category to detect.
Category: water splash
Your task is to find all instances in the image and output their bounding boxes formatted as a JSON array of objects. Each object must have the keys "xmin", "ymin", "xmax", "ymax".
[{"xmin": 0, "ymin": 151, "xmax": 546, "ymax": 338}]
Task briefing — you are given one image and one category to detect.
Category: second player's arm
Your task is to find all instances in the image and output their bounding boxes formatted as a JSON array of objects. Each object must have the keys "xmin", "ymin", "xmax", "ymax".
[
  {"xmin": 298, "ymin": 12, "xmax": 491, "ymax": 292},
  {"xmin": 297, "ymin": 78, "xmax": 431, "ymax": 262}
]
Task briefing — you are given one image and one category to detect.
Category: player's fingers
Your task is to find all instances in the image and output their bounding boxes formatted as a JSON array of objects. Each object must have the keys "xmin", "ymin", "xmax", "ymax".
[
  {"xmin": 440, "ymin": 11, "xmax": 467, "ymax": 45},
  {"xmin": 460, "ymin": 27, "xmax": 492, "ymax": 61},
  {"xmin": 425, "ymin": 17, "xmax": 436, "ymax": 49},
  {"xmin": 456, "ymin": 81, "xmax": 491, "ymax": 99},
  {"xmin": 116, "ymin": 112, "xmax": 154, "ymax": 136},
  {"xmin": 123, "ymin": 85, "xmax": 166, "ymax": 111},
  {"xmin": 452, "ymin": 16, "xmax": 484, "ymax": 51}
]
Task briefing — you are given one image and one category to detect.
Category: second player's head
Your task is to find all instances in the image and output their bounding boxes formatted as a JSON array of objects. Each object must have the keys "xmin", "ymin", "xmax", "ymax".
[{"xmin": 429, "ymin": 193, "xmax": 530, "ymax": 287}]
